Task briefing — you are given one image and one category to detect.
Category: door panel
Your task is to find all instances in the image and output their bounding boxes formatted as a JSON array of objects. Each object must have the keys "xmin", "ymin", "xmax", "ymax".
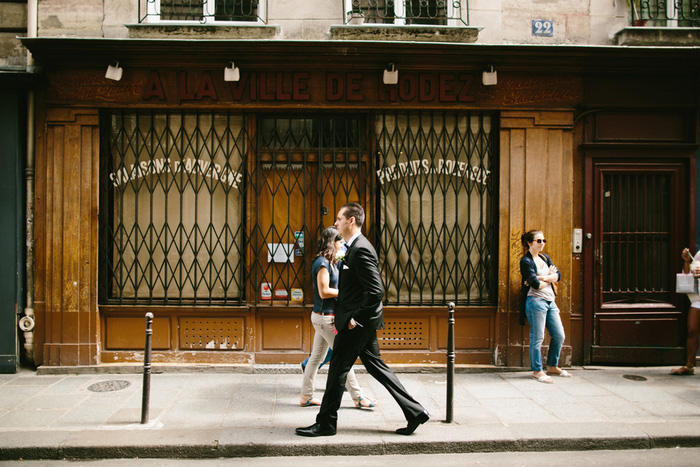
[
  {"xmin": 257, "ymin": 163, "xmax": 317, "ymax": 302},
  {"xmin": 321, "ymin": 167, "xmax": 366, "ymax": 228},
  {"xmin": 587, "ymin": 162, "xmax": 687, "ymax": 364},
  {"xmin": 252, "ymin": 116, "xmax": 370, "ymax": 304}
]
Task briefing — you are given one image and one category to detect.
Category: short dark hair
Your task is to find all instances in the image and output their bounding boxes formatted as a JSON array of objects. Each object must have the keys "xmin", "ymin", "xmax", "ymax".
[{"xmin": 341, "ymin": 203, "xmax": 365, "ymax": 228}]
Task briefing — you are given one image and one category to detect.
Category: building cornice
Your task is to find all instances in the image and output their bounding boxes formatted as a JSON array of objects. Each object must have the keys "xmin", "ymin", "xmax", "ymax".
[{"xmin": 20, "ymin": 37, "xmax": 700, "ymax": 75}]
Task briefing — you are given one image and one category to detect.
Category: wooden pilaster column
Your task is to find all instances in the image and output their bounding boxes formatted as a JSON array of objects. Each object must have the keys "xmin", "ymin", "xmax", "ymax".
[
  {"xmin": 35, "ymin": 108, "xmax": 100, "ymax": 366},
  {"xmin": 497, "ymin": 110, "xmax": 574, "ymax": 367}
]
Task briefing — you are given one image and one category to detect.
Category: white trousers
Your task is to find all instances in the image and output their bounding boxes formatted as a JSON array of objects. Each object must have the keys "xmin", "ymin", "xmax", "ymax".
[{"xmin": 300, "ymin": 312, "xmax": 363, "ymax": 400}]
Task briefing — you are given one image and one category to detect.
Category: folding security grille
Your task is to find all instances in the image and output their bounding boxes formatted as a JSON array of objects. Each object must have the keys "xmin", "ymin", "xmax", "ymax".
[
  {"xmin": 100, "ymin": 111, "xmax": 497, "ymax": 307},
  {"xmin": 249, "ymin": 116, "xmax": 370, "ymax": 304},
  {"xmin": 375, "ymin": 111, "xmax": 497, "ymax": 306},
  {"xmin": 99, "ymin": 111, "xmax": 249, "ymax": 304},
  {"xmin": 602, "ymin": 172, "xmax": 671, "ymax": 303}
]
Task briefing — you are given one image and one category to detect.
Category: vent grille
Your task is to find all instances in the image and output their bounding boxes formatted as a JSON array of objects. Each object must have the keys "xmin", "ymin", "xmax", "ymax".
[
  {"xmin": 179, "ymin": 318, "xmax": 244, "ymax": 350},
  {"xmin": 378, "ymin": 319, "xmax": 428, "ymax": 349}
]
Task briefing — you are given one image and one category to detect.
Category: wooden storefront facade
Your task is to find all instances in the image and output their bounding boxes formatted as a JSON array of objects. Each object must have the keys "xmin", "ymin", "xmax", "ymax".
[{"xmin": 22, "ymin": 38, "xmax": 699, "ymax": 368}]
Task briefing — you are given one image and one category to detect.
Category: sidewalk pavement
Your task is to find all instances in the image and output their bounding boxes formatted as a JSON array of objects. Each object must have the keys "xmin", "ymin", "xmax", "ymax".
[{"xmin": 1, "ymin": 365, "xmax": 699, "ymax": 460}]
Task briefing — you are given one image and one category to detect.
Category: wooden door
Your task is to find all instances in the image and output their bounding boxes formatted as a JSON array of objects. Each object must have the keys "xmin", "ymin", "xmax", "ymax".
[
  {"xmin": 256, "ymin": 162, "xmax": 318, "ymax": 303},
  {"xmin": 252, "ymin": 116, "xmax": 370, "ymax": 305},
  {"xmin": 584, "ymin": 161, "xmax": 689, "ymax": 364}
]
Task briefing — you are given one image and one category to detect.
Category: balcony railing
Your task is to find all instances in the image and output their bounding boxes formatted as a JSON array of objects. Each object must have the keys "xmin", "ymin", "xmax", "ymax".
[
  {"xmin": 629, "ymin": 0, "xmax": 699, "ymax": 26},
  {"xmin": 139, "ymin": 0, "xmax": 268, "ymax": 24},
  {"xmin": 343, "ymin": 0, "xmax": 468, "ymax": 26}
]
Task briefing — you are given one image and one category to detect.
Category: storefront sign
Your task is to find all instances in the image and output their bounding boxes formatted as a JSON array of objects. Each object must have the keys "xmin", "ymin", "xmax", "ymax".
[
  {"xmin": 141, "ymin": 70, "xmax": 477, "ymax": 104},
  {"xmin": 48, "ymin": 69, "xmax": 581, "ymax": 108}
]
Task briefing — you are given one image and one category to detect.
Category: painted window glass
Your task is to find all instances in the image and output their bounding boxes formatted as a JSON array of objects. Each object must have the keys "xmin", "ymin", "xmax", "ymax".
[
  {"xmin": 100, "ymin": 112, "xmax": 247, "ymax": 304},
  {"xmin": 375, "ymin": 111, "xmax": 497, "ymax": 305}
]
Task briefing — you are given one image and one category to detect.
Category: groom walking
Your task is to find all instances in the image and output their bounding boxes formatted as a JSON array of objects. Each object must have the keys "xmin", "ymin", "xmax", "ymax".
[{"xmin": 296, "ymin": 203, "xmax": 429, "ymax": 437}]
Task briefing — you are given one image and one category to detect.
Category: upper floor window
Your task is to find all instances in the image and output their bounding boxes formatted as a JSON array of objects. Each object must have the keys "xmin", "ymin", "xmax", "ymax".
[
  {"xmin": 140, "ymin": 0, "xmax": 267, "ymax": 24},
  {"xmin": 344, "ymin": 0, "xmax": 468, "ymax": 26},
  {"xmin": 630, "ymin": 0, "xmax": 700, "ymax": 27}
]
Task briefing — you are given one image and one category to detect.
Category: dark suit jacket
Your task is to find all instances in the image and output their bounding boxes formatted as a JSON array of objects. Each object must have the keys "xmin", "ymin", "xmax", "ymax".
[{"xmin": 336, "ymin": 235, "xmax": 385, "ymax": 331}]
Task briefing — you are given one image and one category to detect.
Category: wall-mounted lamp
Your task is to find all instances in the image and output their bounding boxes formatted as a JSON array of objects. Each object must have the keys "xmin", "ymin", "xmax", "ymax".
[
  {"xmin": 383, "ymin": 63, "xmax": 398, "ymax": 85},
  {"xmin": 482, "ymin": 65, "xmax": 497, "ymax": 86},
  {"xmin": 224, "ymin": 62, "xmax": 240, "ymax": 82},
  {"xmin": 105, "ymin": 61, "xmax": 123, "ymax": 81}
]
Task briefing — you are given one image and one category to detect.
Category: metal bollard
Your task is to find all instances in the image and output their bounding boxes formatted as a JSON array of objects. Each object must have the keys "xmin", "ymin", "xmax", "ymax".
[
  {"xmin": 141, "ymin": 312, "xmax": 154, "ymax": 424},
  {"xmin": 446, "ymin": 302, "xmax": 455, "ymax": 423}
]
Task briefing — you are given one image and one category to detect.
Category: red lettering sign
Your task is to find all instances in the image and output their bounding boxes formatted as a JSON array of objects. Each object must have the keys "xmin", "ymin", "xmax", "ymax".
[
  {"xmin": 419, "ymin": 74, "xmax": 437, "ymax": 101},
  {"xmin": 399, "ymin": 74, "xmax": 417, "ymax": 101},
  {"xmin": 259, "ymin": 73, "xmax": 274, "ymax": 100},
  {"xmin": 179, "ymin": 71, "xmax": 195, "ymax": 100},
  {"xmin": 326, "ymin": 73, "xmax": 343, "ymax": 101},
  {"xmin": 276, "ymin": 72, "xmax": 292, "ymax": 100},
  {"xmin": 140, "ymin": 70, "xmax": 480, "ymax": 105},
  {"xmin": 293, "ymin": 73, "xmax": 311, "ymax": 101},
  {"xmin": 196, "ymin": 72, "xmax": 218, "ymax": 100},
  {"xmin": 439, "ymin": 74, "xmax": 456, "ymax": 102},
  {"xmin": 346, "ymin": 73, "xmax": 364, "ymax": 101},
  {"xmin": 143, "ymin": 71, "xmax": 166, "ymax": 100},
  {"xmin": 457, "ymin": 74, "xmax": 475, "ymax": 102}
]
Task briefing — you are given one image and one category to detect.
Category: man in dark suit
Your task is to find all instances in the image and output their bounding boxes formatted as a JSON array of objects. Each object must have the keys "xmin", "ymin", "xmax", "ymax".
[{"xmin": 296, "ymin": 203, "xmax": 429, "ymax": 437}]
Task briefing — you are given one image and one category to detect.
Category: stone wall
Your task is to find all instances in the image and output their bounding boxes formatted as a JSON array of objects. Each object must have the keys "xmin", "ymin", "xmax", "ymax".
[{"xmin": 20, "ymin": 1, "xmax": 630, "ymax": 44}]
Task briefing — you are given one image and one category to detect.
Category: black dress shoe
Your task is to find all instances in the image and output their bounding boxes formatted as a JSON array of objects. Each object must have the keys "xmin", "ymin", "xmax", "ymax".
[
  {"xmin": 295, "ymin": 423, "xmax": 337, "ymax": 437},
  {"xmin": 396, "ymin": 410, "xmax": 430, "ymax": 435}
]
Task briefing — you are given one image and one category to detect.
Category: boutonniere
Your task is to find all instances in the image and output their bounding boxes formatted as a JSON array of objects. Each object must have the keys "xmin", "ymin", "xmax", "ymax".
[{"xmin": 336, "ymin": 242, "xmax": 348, "ymax": 265}]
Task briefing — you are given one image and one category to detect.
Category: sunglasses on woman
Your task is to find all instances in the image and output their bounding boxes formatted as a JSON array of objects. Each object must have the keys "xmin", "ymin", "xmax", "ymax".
[{"xmin": 535, "ymin": 239, "xmax": 546, "ymax": 244}]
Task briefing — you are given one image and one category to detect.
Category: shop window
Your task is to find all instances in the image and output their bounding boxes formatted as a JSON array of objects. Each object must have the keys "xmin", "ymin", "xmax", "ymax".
[
  {"xmin": 144, "ymin": 0, "xmax": 263, "ymax": 23},
  {"xmin": 375, "ymin": 111, "xmax": 496, "ymax": 306},
  {"xmin": 100, "ymin": 112, "xmax": 248, "ymax": 304},
  {"xmin": 99, "ymin": 111, "xmax": 494, "ymax": 307}
]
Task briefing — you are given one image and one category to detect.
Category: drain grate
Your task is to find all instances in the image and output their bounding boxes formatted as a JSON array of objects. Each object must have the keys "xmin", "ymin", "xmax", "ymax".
[
  {"xmin": 87, "ymin": 380, "xmax": 132, "ymax": 392},
  {"xmin": 622, "ymin": 374, "xmax": 647, "ymax": 382}
]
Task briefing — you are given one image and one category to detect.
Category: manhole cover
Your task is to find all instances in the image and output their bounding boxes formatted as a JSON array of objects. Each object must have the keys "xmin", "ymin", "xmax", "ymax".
[
  {"xmin": 87, "ymin": 380, "xmax": 132, "ymax": 392},
  {"xmin": 622, "ymin": 374, "xmax": 647, "ymax": 382}
]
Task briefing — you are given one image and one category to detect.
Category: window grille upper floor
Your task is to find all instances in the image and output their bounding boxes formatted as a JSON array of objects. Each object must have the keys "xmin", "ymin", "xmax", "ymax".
[
  {"xmin": 139, "ymin": 0, "xmax": 268, "ymax": 24},
  {"xmin": 629, "ymin": 0, "xmax": 699, "ymax": 27},
  {"xmin": 344, "ymin": 0, "xmax": 468, "ymax": 26}
]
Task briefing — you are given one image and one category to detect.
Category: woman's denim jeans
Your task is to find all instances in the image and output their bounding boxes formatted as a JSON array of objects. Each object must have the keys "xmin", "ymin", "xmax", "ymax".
[{"xmin": 525, "ymin": 296, "xmax": 565, "ymax": 372}]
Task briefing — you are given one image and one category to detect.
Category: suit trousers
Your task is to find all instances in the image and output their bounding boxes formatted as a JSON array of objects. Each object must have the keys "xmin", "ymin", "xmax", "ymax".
[{"xmin": 316, "ymin": 325, "xmax": 425, "ymax": 428}]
